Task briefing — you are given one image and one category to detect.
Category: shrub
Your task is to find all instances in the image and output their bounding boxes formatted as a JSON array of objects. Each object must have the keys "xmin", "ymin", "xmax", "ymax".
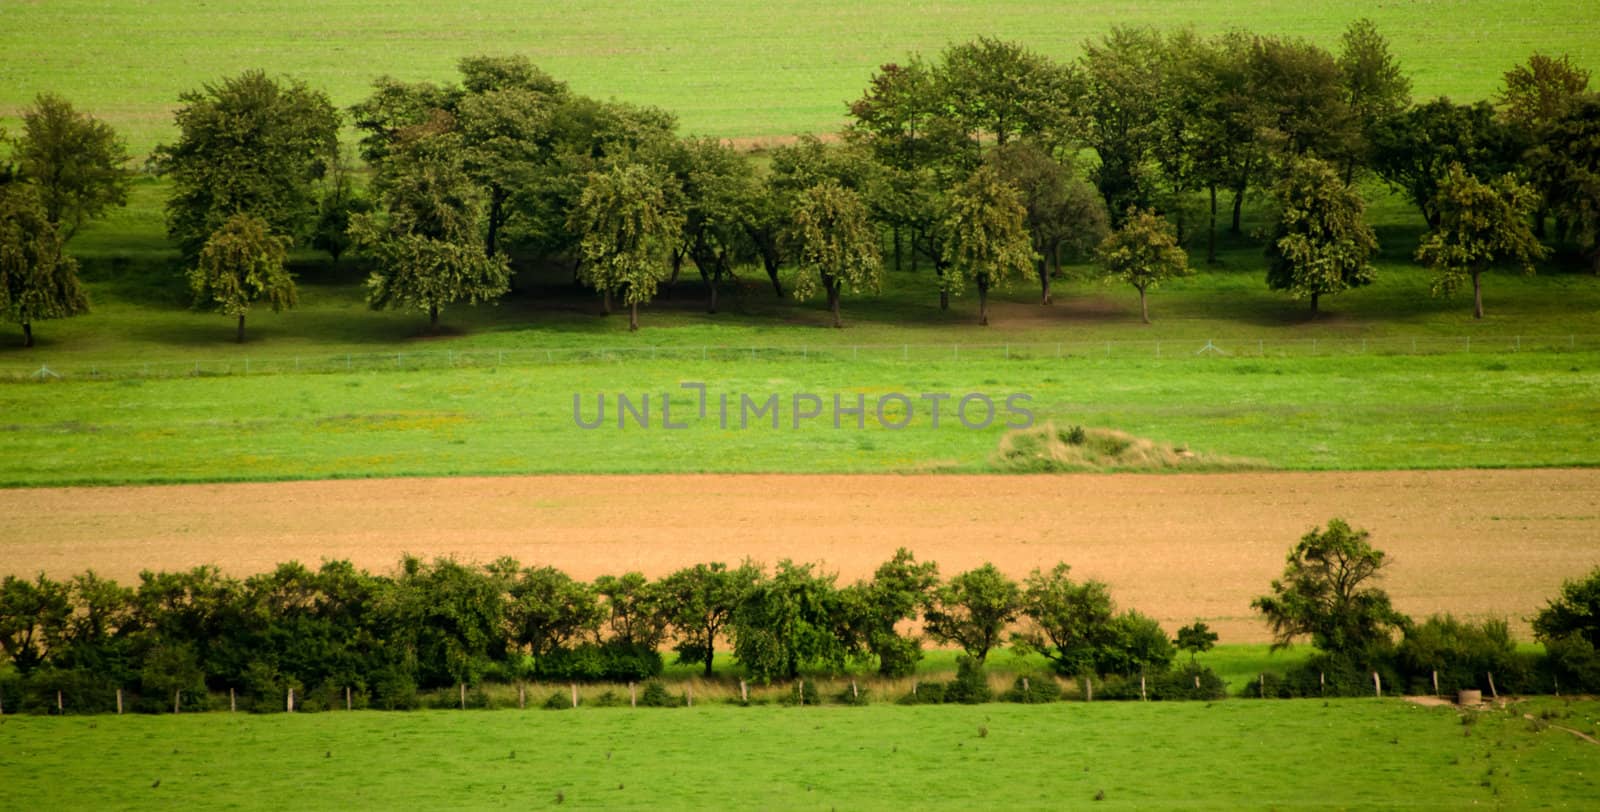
[
  {"xmin": 541, "ymin": 691, "xmax": 572, "ymax": 710},
  {"xmin": 778, "ymin": 680, "xmax": 822, "ymax": 706},
  {"xmin": 638, "ymin": 681, "xmax": 681, "ymax": 708},
  {"xmin": 1001, "ymin": 674, "xmax": 1061, "ymax": 703},
  {"xmin": 534, "ymin": 642, "xmax": 663, "ymax": 683},
  {"xmin": 1542, "ymin": 636, "xmax": 1600, "ymax": 694},
  {"xmin": 1397, "ymin": 615, "xmax": 1524, "ymax": 694},
  {"xmin": 1147, "ymin": 663, "xmax": 1226, "ymax": 701},
  {"xmin": 943, "ymin": 656, "xmax": 992, "ymax": 704},
  {"xmin": 834, "ymin": 683, "xmax": 871, "ymax": 706},
  {"xmin": 897, "ymin": 681, "xmax": 946, "ymax": 705},
  {"xmin": 370, "ymin": 669, "xmax": 419, "ymax": 710}
]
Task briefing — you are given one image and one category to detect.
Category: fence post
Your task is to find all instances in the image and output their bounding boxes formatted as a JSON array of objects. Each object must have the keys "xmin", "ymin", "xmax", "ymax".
[
  {"xmin": 1487, "ymin": 672, "xmax": 1497, "ymax": 699},
  {"xmin": 686, "ymin": 684, "xmax": 693, "ymax": 707},
  {"xmin": 740, "ymin": 680, "xmax": 748, "ymax": 704},
  {"xmin": 570, "ymin": 683, "xmax": 578, "ymax": 709},
  {"xmin": 57, "ymin": 690, "xmax": 63, "ymax": 714},
  {"xmin": 1023, "ymin": 677, "xmax": 1030, "ymax": 702},
  {"xmin": 1259, "ymin": 673, "xmax": 1265, "ymax": 698},
  {"xmin": 346, "ymin": 686, "xmax": 352, "ymax": 711},
  {"xmin": 459, "ymin": 683, "xmax": 466, "ymax": 710},
  {"xmin": 630, "ymin": 682, "xmax": 636, "ymax": 708},
  {"xmin": 519, "ymin": 683, "xmax": 526, "ymax": 709},
  {"xmin": 118, "ymin": 688, "xmax": 124, "ymax": 715},
  {"xmin": 288, "ymin": 688, "xmax": 295, "ymax": 712},
  {"xmin": 1432, "ymin": 670, "xmax": 1439, "ymax": 696},
  {"xmin": 174, "ymin": 689, "xmax": 181, "ymax": 714},
  {"xmin": 1140, "ymin": 674, "xmax": 1147, "ymax": 701},
  {"xmin": 1373, "ymin": 671, "xmax": 1382, "ymax": 698},
  {"xmin": 229, "ymin": 687, "xmax": 235, "ymax": 712}
]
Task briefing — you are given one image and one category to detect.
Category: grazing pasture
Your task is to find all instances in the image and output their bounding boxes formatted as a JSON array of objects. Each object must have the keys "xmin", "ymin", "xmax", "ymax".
[{"xmin": 2, "ymin": 698, "xmax": 1596, "ymax": 809}]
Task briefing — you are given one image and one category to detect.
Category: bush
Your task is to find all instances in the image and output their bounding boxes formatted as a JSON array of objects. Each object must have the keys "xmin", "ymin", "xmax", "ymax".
[
  {"xmin": 534, "ymin": 642, "xmax": 663, "ymax": 683},
  {"xmin": 778, "ymin": 680, "xmax": 822, "ymax": 706},
  {"xmin": 541, "ymin": 691, "xmax": 572, "ymax": 710},
  {"xmin": 943, "ymin": 656, "xmax": 992, "ymax": 704},
  {"xmin": 833, "ymin": 682, "xmax": 871, "ymax": 706},
  {"xmin": 370, "ymin": 669, "xmax": 419, "ymax": 710},
  {"xmin": 1001, "ymin": 674, "xmax": 1061, "ymax": 703},
  {"xmin": 897, "ymin": 681, "xmax": 946, "ymax": 705},
  {"xmin": 638, "ymin": 681, "xmax": 682, "ymax": 707},
  {"xmin": 1239, "ymin": 653, "xmax": 1402, "ymax": 698},
  {"xmin": 1398, "ymin": 615, "xmax": 1525, "ymax": 694},
  {"xmin": 1542, "ymin": 636, "xmax": 1600, "ymax": 694},
  {"xmin": 1147, "ymin": 663, "xmax": 1226, "ymax": 701}
]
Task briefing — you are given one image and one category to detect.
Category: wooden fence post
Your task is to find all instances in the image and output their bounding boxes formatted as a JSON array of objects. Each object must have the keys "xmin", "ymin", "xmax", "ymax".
[
  {"xmin": 57, "ymin": 690, "xmax": 63, "ymax": 714},
  {"xmin": 629, "ymin": 682, "xmax": 636, "ymax": 708},
  {"xmin": 1432, "ymin": 671, "xmax": 1439, "ymax": 696},
  {"xmin": 686, "ymin": 684, "xmax": 693, "ymax": 707},
  {"xmin": 229, "ymin": 687, "xmax": 235, "ymax": 712},
  {"xmin": 1140, "ymin": 674, "xmax": 1147, "ymax": 701},
  {"xmin": 459, "ymin": 683, "xmax": 466, "ymax": 711},
  {"xmin": 117, "ymin": 688, "xmax": 124, "ymax": 715},
  {"xmin": 1085, "ymin": 677, "xmax": 1093, "ymax": 702},
  {"xmin": 519, "ymin": 683, "xmax": 527, "ymax": 710},
  {"xmin": 1023, "ymin": 677, "xmax": 1030, "ymax": 702},
  {"xmin": 570, "ymin": 683, "xmax": 578, "ymax": 709},
  {"xmin": 1487, "ymin": 672, "xmax": 1497, "ymax": 699},
  {"xmin": 1259, "ymin": 673, "xmax": 1265, "ymax": 698},
  {"xmin": 851, "ymin": 680, "xmax": 858, "ymax": 700},
  {"xmin": 288, "ymin": 688, "xmax": 294, "ymax": 713},
  {"xmin": 174, "ymin": 689, "xmax": 181, "ymax": 714},
  {"xmin": 739, "ymin": 680, "xmax": 747, "ymax": 704},
  {"xmin": 1319, "ymin": 672, "xmax": 1325, "ymax": 695},
  {"xmin": 345, "ymin": 686, "xmax": 352, "ymax": 711},
  {"xmin": 798, "ymin": 679, "xmax": 805, "ymax": 706},
  {"xmin": 1372, "ymin": 671, "xmax": 1382, "ymax": 698}
]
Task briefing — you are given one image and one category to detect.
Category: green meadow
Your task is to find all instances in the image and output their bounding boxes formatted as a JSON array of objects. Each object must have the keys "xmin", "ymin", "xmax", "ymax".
[
  {"xmin": 3, "ymin": 697, "xmax": 1596, "ymax": 810},
  {"xmin": 2, "ymin": 0, "xmax": 1597, "ymax": 156}
]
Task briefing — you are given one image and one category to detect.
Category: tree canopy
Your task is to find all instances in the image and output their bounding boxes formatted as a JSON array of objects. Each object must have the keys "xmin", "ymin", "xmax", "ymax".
[
  {"xmin": 1415, "ymin": 163, "xmax": 1547, "ymax": 318},
  {"xmin": 187, "ymin": 212, "xmax": 295, "ymax": 343},
  {"xmin": 0, "ymin": 184, "xmax": 89, "ymax": 346},
  {"xmin": 11, "ymin": 93, "xmax": 132, "ymax": 241},
  {"xmin": 1251, "ymin": 518, "xmax": 1408, "ymax": 663},
  {"xmin": 1265, "ymin": 156, "xmax": 1378, "ymax": 313}
]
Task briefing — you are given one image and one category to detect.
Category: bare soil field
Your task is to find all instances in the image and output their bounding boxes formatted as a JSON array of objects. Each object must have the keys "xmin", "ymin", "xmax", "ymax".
[{"xmin": 3, "ymin": 470, "xmax": 1597, "ymax": 643}]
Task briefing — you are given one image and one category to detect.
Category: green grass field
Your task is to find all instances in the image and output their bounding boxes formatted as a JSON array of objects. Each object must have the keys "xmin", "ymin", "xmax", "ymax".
[
  {"xmin": 3, "ymin": 697, "xmax": 1595, "ymax": 809},
  {"xmin": 2, "ymin": 0, "xmax": 1597, "ymax": 156}
]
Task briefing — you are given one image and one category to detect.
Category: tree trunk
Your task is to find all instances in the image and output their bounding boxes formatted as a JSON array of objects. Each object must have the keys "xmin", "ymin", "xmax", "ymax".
[
  {"xmin": 601, "ymin": 288, "xmax": 612, "ymax": 316},
  {"xmin": 664, "ymin": 252, "xmax": 682, "ymax": 299},
  {"xmin": 22, "ymin": 322, "xmax": 33, "ymax": 348},
  {"xmin": 705, "ymin": 267, "xmax": 719, "ymax": 314},
  {"xmin": 1037, "ymin": 258, "xmax": 1052, "ymax": 305},
  {"xmin": 429, "ymin": 304, "xmax": 440, "ymax": 333},
  {"xmin": 1139, "ymin": 285, "xmax": 1149, "ymax": 324},
  {"xmin": 629, "ymin": 300, "xmax": 639, "ymax": 331},
  {"xmin": 1472, "ymin": 269, "xmax": 1483, "ymax": 319},
  {"xmin": 236, "ymin": 314, "xmax": 246, "ymax": 343},
  {"xmin": 828, "ymin": 283, "xmax": 842, "ymax": 328},
  {"xmin": 486, "ymin": 188, "xmax": 505, "ymax": 257},
  {"xmin": 764, "ymin": 258, "xmax": 784, "ymax": 298},
  {"xmin": 893, "ymin": 226, "xmax": 902, "ymax": 271},
  {"xmin": 1207, "ymin": 185, "xmax": 1218, "ymax": 263},
  {"xmin": 703, "ymin": 643, "xmax": 715, "ymax": 678},
  {"xmin": 1231, "ymin": 188, "xmax": 1245, "ymax": 235},
  {"xmin": 1310, "ymin": 291, "xmax": 1319, "ymax": 316},
  {"xmin": 1534, "ymin": 204, "xmax": 1547, "ymax": 240},
  {"xmin": 977, "ymin": 277, "xmax": 990, "ymax": 326}
]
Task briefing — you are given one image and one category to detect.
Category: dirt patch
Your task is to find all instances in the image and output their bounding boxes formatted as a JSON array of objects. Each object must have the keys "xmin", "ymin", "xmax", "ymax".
[
  {"xmin": 992, "ymin": 423, "xmax": 1266, "ymax": 472},
  {"xmin": 2, "ymin": 469, "xmax": 1597, "ymax": 644}
]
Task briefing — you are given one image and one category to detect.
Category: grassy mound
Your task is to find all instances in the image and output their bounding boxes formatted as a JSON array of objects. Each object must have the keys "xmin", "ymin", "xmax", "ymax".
[{"xmin": 991, "ymin": 422, "xmax": 1266, "ymax": 473}]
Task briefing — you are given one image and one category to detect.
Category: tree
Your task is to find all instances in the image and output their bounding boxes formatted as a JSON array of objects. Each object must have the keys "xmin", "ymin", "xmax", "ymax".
[
  {"xmin": 1080, "ymin": 27, "xmax": 1170, "ymax": 218},
  {"xmin": 1532, "ymin": 567, "xmax": 1600, "ymax": 648},
  {"xmin": 939, "ymin": 36, "xmax": 1080, "ymax": 149},
  {"xmin": 849, "ymin": 549, "xmax": 940, "ymax": 678},
  {"xmin": 351, "ymin": 131, "xmax": 511, "ymax": 332},
  {"xmin": 1245, "ymin": 35, "xmax": 1357, "ymax": 163},
  {"xmin": 155, "ymin": 70, "xmax": 339, "ymax": 259},
  {"xmin": 593, "ymin": 572, "xmax": 668, "ymax": 650},
  {"xmin": 311, "ymin": 149, "xmax": 370, "ymax": 265},
  {"xmin": 1178, "ymin": 32, "xmax": 1269, "ymax": 249},
  {"xmin": 1499, "ymin": 53, "xmax": 1590, "ymax": 136},
  {"xmin": 187, "ymin": 213, "xmax": 295, "ymax": 343},
  {"xmin": 1014, "ymin": 563, "xmax": 1115, "ymax": 676},
  {"xmin": 1415, "ymin": 164, "xmax": 1547, "ymax": 319},
  {"xmin": 655, "ymin": 137, "xmax": 761, "ymax": 312},
  {"xmin": 730, "ymin": 561, "xmax": 853, "ymax": 683},
  {"xmin": 656, "ymin": 562, "xmax": 760, "ymax": 677},
  {"xmin": 0, "ymin": 185, "xmax": 89, "ymax": 347},
  {"xmin": 941, "ymin": 166, "xmax": 1035, "ymax": 325},
  {"xmin": 1251, "ymin": 518, "xmax": 1409, "ymax": 662},
  {"xmin": 1175, "ymin": 621, "xmax": 1218, "ymax": 662},
  {"xmin": 1526, "ymin": 94, "xmax": 1600, "ymax": 271},
  {"xmin": 0, "ymin": 574, "xmax": 72, "ymax": 675},
  {"xmin": 1098, "ymin": 207, "xmax": 1190, "ymax": 323},
  {"xmin": 1336, "ymin": 19, "xmax": 1411, "ymax": 181},
  {"xmin": 788, "ymin": 180, "xmax": 882, "ymax": 327},
  {"xmin": 499, "ymin": 562, "xmax": 603, "ymax": 662},
  {"xmin": 924, "ymin": 563, "xmax": 1020, "ymax": 664},
  {"xmin": 1371, "ymin": 99, "xmax": 1517, "ymax": 228},
  {"xmin": 987, "ymin": 141, "xmax": 1108, "ymax": 304},
  {"xmin": 11, "ymin": 93, "xmax": 132, "ymax": 240},
  {"xmin": 1264, "ymin": 157, "xmax": 1378, "ymax": 314},
  {"xmin": 569, "ymin": 163, "xmax": 683, "ymax": 331}
]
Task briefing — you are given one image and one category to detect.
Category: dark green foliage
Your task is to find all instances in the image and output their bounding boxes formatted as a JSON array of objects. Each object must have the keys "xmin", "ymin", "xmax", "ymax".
[
  {"xmin": 925, "ymin": 563, "xmax": 1020, "ymax": 664},
  {"xmin": 943, "ymin": 655, "xmax": 993, "ymax": 704},
  {"xmin": 0, "ymin": 184, "xmax": 90, "ymax": 346},
  {"xmin": 1264, "ymin": 156, "xmax": 1377, "ymax": 313},
  {"xmin": 154, "ymin": 70, "xmax": 339, "ymax": 259},
  {"xmin": 1251, "ymin": 518, "xmax": 1409, "ymax": 665},
  {"xmin": 729, "ymin": 561, "xmax": 855, "ymax": 683},
  {"xmin": 1175, "ymin": 622, "xmax": 1219, "ymax": 661},
  {"xmin": 1370, "ymin": 99, "xmax": 1517, "ymax": 228},
  {"xmin": 896, "ymin": 681, "xmax": 947, "ymax": 705},
  {"xmin": 657, "ymin": 562, "xmax": 758, "ymax": 678},
  {"xmin": 777, "ymin": 679, "xmax": 822, "ymax": 707},
  {"xmin": 1017, "ymin": 564, "xmax": 1173, "ymax": 678},
  {"xmin": 1398, "ymin": 615, "xmax": 1522, "ymax": 694},
  {"xmin": 637, "ymin": 680, "xmax": 681, "ymax": 707},
  {"xmin": 541, "ymin": 691, "xmax": 571, "ymax": 710},
  {"xmin": 833, "ymin": 683, "xmax": 871, "ymax": 706},
  {"xmin": 1001, "ymin": 674, "xmax": 1062, "ymax": 703},
  {"xmin": 1533, "ymin": 567, "xmax": 1600, "ymax": 692},
  {"xmin": 1147, "ymin": 662, "xmax": 1227, "ymax": 700},
  {"xmin": 532, "ymin": 642, "xmax": 662, "ymax": 683},
  {"xmin": 849, "ymin": 548, "xmax": 939, "ymax": 678}
]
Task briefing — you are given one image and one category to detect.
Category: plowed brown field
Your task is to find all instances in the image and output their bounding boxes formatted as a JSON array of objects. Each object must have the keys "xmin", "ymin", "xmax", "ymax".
[{"xmin": 4, "ymin": 470, "xmax": 1597, "ymax": 642}]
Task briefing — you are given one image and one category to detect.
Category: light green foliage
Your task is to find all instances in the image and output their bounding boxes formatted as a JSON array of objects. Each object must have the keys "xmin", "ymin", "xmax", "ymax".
[
  {"xmin": 850, "ymin": 548, "xmax": 940, "ymax": 678},
  {"xmin": 570, "ymin": 163, "xmax": 683, "ymax": 330},
  {"xmin": 1415, "ymin": 163, "xmax": 1547, "ymax": 318},
  {"xmin": 788, "ymin": 180, "xmax": 882, "ymax": 327},
  {"xmin": 1497, "ymin": 52, "xmax": 1590, "ymax": 136},
  {"xmin": 187, "ymin": 213, "xmax": 294, "ymax": 342},
  {"xmin": 1014, "ymin": 563, "xmax": 1114, "ymax": 675},
  {"xmin": 0, "ymin": 184, "xmax": 89, "ymax": 346},
  {"xmin": 11, "ymin": 93, "xmax": 132, "ymax": 240},
  {"xmin": 730, "ymin": 560, "xmax": 852, "ymax": 683},
  {"xmin": 938, "ymin": 36, "xmax": 1079, "ymax": 149},
  {"xmin": 498, "ymin": 562, "xmax": 604, "ymax": 660},
  {"xmin": 925, "ymin": 564, "xmax": 1021, "ymax": 664},
  {"xmin": 153, "ymin": 70, "xmax": 339, "ymax": 259},
  {"xmin": 656, "ymin": 562, "xmax": 759, "ymax": 677},
  {"xmin": 1336, "ymin": 18, "xmax": 1411, "ymax": 175},
  {"xmin": 940, "ymin": 165, "xmax": 1034, "ymax": 325},
  {"xmin": 1079, "ymin": 26, "xmax": 1171, "ymax": 218},
  {"xmin": 1251, "ymin": 518, "xmax": 1409, "ymax": 663},
  {"xmin": 1098, "ymin": 207, "xmax": 1190, "ymax": 322},
  {"xmin": 1265, "ymin": 156, "xmax": 1378, "ymax": 312}
]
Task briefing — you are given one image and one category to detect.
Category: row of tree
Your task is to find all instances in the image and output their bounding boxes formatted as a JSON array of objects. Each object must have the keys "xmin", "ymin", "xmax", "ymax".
[
  {"xmin": 0, "ymin": 550, "xmax": 1197, "ymax": 711},
  {"xmin": 2, "ymin": 23, "xmax": 1597, "ymax": 344},
  {"xmin": 3, "ymin": 528, "xmax": 1598, "ymax": 712}
]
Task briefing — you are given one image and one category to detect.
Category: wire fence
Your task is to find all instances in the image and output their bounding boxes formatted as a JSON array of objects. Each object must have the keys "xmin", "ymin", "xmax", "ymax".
[{"xmin": 5, "ymin": 334, "xmax": 1598, "ymax": 382}]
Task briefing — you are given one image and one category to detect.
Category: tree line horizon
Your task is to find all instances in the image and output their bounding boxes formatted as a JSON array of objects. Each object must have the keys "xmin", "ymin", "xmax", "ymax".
[
  {"xmin": 1, "ymin": 19, "xmax": 1596, "ymax": 345},
  {"xmin": 2, "ymin": 523, "xmax": 1598, "ymax": 713}
]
